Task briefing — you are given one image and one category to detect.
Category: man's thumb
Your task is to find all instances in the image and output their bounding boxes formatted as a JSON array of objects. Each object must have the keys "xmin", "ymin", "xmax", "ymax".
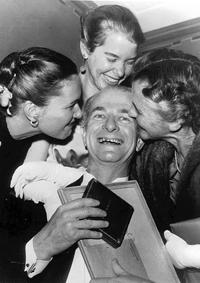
[{"xmin": 111, "ymin": 258, "xmax": 128, "ymax": 276}]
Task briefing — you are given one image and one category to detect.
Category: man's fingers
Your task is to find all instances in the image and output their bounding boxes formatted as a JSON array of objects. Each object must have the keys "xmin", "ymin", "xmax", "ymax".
[
  {"xmin": 73, "ymin": 218, "xmax": 109, "ymax": 230},
  {"xmin": 61, "ymin": 198, "xmax": 100, "ymax": 210},
  {"xmin": 62, "ymin": 207, "xmax": 107, "ymax": 222},
  {"xmin": 74, "ymin": 228, "xmax": 103, "ymax": 239}
]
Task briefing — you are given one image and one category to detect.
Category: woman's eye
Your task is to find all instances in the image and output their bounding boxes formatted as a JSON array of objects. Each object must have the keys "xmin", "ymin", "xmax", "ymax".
[
  {"xmin": 69, "ymin": 104, "xmax": 76, "ymax": 110},
  {"xmin": 137, "ymin": 109, "xmax": 142, "ymax": 115},
  {"xmin": 126, "ymin": 60, "xmax": 135, "ymax": 66},
  {"xmin": 107, "ymin": 58, "xmax": 117, "ymax": 63}
]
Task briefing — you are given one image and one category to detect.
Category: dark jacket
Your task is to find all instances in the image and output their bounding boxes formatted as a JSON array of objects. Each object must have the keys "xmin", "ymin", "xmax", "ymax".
[
  {"xmin": 130, "ymin": 133, "xmax": 200, "ymax": 235},
  {"xmin": 0, "ymin": 115, "xmax": 74, "ymax": 283}
]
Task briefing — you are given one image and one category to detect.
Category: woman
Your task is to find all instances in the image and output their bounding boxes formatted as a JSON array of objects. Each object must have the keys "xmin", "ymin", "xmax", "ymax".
[
  {"xmin": 0, "ymin": 46, "xmax": 84, "ymax": 282},
  {"xmin": 47, "ymin": 4, "xmax": 145, "ymax": 167},
  {"xmin": 129, "ymin": 48, "xmax": 200, "ymax": 229},
  {"xmin": 79, "ymin": 4, "xmax": 144, "ymax": 101},
  {"xmin": 128, "ymin": 48, "xmax": 200, "ymax": 282}
]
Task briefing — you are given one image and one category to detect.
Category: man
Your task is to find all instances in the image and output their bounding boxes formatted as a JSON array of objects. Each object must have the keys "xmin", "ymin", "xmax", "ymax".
[{"xmin": 11, "ymin": 86, "xmax": 147, "ymax": 283}]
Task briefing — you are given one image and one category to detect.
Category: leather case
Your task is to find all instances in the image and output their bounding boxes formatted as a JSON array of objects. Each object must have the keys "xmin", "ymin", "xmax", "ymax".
[{"xmin": 82, "ymin": 178, "xmax": 134, "ymax": 248}]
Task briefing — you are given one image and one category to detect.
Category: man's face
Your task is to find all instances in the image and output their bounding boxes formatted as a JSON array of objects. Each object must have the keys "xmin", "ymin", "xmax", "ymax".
[
  {"xmin": 83, "ymin": 88, "xmax": 138, "ymax": 165},
  {"xmin": 131, "ymin": 80, "xmax": 170, "ymax": 140}
]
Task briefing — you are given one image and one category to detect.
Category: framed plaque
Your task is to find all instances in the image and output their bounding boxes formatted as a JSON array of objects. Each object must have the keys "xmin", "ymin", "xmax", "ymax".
[{"xmin": 58, "ymin": 180, "xmax": 180, "ymax": 283}]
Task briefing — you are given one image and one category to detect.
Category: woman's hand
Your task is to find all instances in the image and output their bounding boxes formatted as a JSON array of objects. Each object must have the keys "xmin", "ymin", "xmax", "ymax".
[
  {"xmin": 10, "ymin": 161, "xmax": 84, "ymax": 198},
  {"xmin": 164, "ymin": 230, "xmax": 200, "ymax": 269},
  {"xmin": 90, "ymin": 259, "xmax": 155, "ymax": 283}
]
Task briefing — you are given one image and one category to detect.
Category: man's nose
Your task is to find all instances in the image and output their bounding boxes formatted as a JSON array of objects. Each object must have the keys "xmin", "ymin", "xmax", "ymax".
[{"xmin": 103, "ymin": 116, "xmax": 119, "ymax": 132}]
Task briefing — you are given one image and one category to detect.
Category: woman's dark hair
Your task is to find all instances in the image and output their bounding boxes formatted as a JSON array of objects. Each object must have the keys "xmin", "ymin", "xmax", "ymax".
[
  {"xmin": 80, "ymin": 5, "xmax": 145, "ymax": 53},
  {"xmin": 132, "ymin": 48, "xmax": 200, "ymax": 134},
  {"xmin": 0, "ymin": 46, "xmax": 78, "ymax": 115}
]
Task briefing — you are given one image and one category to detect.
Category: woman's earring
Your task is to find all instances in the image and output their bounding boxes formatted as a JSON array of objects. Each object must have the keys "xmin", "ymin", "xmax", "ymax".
[
  {"xmin": 80, "ymin": 65, "xmax": 86, "ymax": 74},
  {"xmin": 6, "ymin": 102, "xmax": 12, "ymax": 116},
  {"xmin": 30, "ymin": 119, "xmax": 39, "ymax": 128},
  {"xmin": 80, "ymin": 53, "xmax": 87, "ymax": 74}
]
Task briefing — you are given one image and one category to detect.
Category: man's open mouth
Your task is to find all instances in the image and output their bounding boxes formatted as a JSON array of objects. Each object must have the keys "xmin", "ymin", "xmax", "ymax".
[{"xmin": 97, "ymin": 138, "xmax": 123, "ymax": 145}]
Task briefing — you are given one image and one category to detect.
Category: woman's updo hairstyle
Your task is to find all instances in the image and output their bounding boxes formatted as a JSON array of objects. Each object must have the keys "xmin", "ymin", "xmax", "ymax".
[{"xmin": 0, "ymin": 47, "xmax": 78, "ymax": 115}]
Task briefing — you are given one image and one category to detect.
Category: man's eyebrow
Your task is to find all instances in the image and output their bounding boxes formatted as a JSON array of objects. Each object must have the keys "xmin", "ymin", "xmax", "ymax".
[
  {"xmin": 119, "ymin": 109, "xmax": 129, "ymax": 114},
  {"xmin": 90, "ymin": 106, "xmax": 105, "ymax": 114}
]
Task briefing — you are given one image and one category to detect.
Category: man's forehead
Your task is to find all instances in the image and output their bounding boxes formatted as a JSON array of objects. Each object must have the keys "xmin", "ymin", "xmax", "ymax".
[{"xmin": 92, "ymin": 89, "xmax": 131, "ymax": 105}]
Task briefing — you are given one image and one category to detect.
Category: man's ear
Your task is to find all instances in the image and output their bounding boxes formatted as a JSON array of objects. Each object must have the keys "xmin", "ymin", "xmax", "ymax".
[
  {"xmin": 23, "ymin": 101, "xmax": 40, "ymax": 122},
  {"xmin": 136, "ymin": 138, "xmax": 145, "ymax": 152},
  {"xmin": 169, "ymin": 119, "xmax": 183, "ymax": 132},
  {"xmin": 80, "ymin": 39, "xmax": 90, "ymax": 60}
]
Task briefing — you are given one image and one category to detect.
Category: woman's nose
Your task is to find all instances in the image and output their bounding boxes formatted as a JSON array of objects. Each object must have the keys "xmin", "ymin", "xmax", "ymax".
[
  {"xmin": 114, "ymin": 62, "xmax": 125, "ymax": 78},
  {"xmin": 74, "ymin": 104, "xmax": 82, "ymax": 119},
  {"xmin": 128, "ymin": 106, "xmax": 137, "ymax": 118}
]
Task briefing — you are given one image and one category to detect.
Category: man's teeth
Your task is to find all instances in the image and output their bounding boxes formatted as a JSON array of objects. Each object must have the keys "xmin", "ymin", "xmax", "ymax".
[{"xmin": 98, "ymin": 138, "xmax": 122, "ymax": 144}]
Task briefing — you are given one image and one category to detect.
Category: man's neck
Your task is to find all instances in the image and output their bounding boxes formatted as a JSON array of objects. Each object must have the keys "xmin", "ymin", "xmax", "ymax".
[{"xmin": 87, "ymin": 160, "xmax": 130, "ymax": 184}]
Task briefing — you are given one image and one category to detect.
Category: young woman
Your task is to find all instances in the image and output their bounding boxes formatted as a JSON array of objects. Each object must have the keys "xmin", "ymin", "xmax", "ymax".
[
  {"xmin": 0, "ymin": 46, "xmax": 85, "ymax": 282},
  {"xmin": 47, "ymin": 4, "xmax": 145, "ymax": 168}
]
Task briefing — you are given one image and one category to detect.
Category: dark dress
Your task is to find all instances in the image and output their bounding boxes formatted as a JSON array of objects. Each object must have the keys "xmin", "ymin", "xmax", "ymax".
[{"xmin": 0, "ymin": 115, "xmax": 75, "ymax": 283}]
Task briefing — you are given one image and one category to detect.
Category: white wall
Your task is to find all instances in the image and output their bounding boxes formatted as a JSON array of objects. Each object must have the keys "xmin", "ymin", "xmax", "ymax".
[{"xmin": 0, "ymin": 0, "xmax": 82, "ymax": 66}]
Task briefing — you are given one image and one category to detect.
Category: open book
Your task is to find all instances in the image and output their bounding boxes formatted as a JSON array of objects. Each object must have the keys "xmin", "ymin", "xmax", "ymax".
[{"xmin": 58, "ymin": 180, "xmax": 180, "ymax": 283}]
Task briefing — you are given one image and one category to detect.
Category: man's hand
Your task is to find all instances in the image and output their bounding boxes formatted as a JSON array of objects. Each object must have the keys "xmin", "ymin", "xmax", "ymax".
[
  {"xmin": 33, "ymin": 198, "xmax": 108, "ymax": 260},
  {"xmin": 90, "ymin": 259, "xmax": 154, "ymax": 283}
]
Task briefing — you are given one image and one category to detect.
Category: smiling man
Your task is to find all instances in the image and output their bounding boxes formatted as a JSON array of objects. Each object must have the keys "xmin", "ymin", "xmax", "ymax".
[
  {"xmin": 11, "ymin": 85, "xmax": 143, "ymax": 283},
  {"xmin": 81, "ymin": 85, "xmax": 140, "ymax": 183}
]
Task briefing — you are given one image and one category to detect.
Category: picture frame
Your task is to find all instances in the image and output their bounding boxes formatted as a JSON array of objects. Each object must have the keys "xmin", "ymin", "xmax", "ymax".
[{"xmin": 58, "ymin": 180, "xmax": 180, "ymax": 283}]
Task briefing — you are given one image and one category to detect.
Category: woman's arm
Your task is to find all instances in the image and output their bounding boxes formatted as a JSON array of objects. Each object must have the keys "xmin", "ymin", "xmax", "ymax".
[{"xmin": 24, "ymin": 136, "xmax": 50, "ymax": 162}]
